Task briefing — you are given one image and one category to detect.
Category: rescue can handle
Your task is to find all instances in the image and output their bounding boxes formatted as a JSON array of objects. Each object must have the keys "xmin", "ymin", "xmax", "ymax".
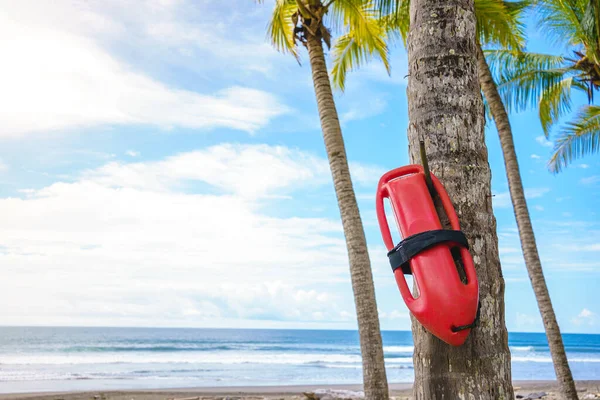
[
  {"xmin": 375, "ymin": 165, "xmax": 424, "ymax": 307},
  {"xmin": 375, "ymin": 164, "xmax": 423, "ymax": 250}
]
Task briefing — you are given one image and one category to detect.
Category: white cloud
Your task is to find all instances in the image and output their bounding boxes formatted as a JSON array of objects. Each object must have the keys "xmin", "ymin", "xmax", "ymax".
[
  {"xmin": 339, "ymin": 310, "xmax": 355, "ymax": 320},
  {"xmin": 504, "ymin": 277, "xmax": 528, "ymax": 283},
  {"xmin": 340, "ymin": 51, "xmax": 408, "ymax": 88},
  {"xmin": 140, "ymin": 8, "xmax": 277, "ymax": 74},
  {"xmin": 84, "ymin": 144, "xmax": 380, "ymax": 199},
  {"xmin": 561, "ymin": 243, "xmax": 600, "ymax": 252},
  {"xmin": 492, "ymin": 192, "xmax": 512, "ymax": 208},
  {"xmin": 377, "ymin": 309, "xmax": 407, "ymax": 320},
  {"xmin": 0, "ymin": 1, "xmax": 288, "ymax": 137},
  {"xmin": 534, "ymin": 205, "xmax": 544, "ymax": 211},
  {"xmin": 572, "ymin": 308, "xmax": 597, "ymax": 326},
  {"xmin": 580, "ymin": 309, "xmax": 594, "ymax": 317},
  {"xmin": 531, "ymin": 154, "xmax": 541, "ymax": 159},
  {"xmin": 499, "ymin": 254, "xmax": 526, "ymax": 269},
  {"xmin": 492, "ymin": 188, "xmax": 550, "ymax": 208},
  {"xmin": 535, "ymin": 136, "xmax": 553, "ymax": 147},
  {"xmin": 341, "ymin": 98, "xmax": 388, "ymax": 124},
  {"xmin": 388, "ymin": 310, "xmax": 408, "ymax": 320},
  {"xmin": 0, "ymin": 159, "xmax": 7, "ymax": 172},
  {"xmin": 516, "ymin": 312, "xmax": 541, "ymax": 329},
  {"xmin": 581, "ymin": 176, "xmax": 600, "ymax": 185},
  {"xmin": 540, "ymin": 262, "xmax": 599, "ymax": 271},
  {"xmin": 347, "ymin": 163, "xmax": 386, "ymax": 188},
  {"xmin": 0, "ymin": 144, "xmax": 385, "ymax": 326},
  {"xmin": 526, "ymin": 188, "xmax": 551, "ymax": 198},
  {"xmin": 126, "ymin": 150, "xmax": 140, "ymax": 157},
  {"xmin": 499, "ymin": 247, "xmax": 521, "ymax": 255}
]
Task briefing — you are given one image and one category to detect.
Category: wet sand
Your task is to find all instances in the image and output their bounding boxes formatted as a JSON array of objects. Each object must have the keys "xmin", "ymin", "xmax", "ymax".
[{"xmin": 1, "ymin": 381, "xmax": 599, "ymax": 400}]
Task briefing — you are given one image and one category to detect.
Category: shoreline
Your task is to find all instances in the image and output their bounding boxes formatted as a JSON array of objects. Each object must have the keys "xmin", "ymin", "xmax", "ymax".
[{"xmin": 2, "ymin": 381, "xmax": 599, "ymax": 400}]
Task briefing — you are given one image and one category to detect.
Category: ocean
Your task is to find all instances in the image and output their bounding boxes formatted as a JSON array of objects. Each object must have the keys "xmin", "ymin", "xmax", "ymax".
[{"xmin": 1, "ymin": 327, "xmax": 599, "ymax": 393}]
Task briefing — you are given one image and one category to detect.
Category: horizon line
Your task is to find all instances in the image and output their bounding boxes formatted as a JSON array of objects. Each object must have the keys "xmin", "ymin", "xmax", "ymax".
[{"xmin": 1, "ymin": 325, "xmax": 597, "ymax": 335}]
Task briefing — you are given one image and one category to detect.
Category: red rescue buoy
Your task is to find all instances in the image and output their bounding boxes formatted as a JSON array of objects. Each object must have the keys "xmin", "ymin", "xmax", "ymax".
[{"xmin": 375, "ymin": 164, "xmax": 479, "ymax": 346}]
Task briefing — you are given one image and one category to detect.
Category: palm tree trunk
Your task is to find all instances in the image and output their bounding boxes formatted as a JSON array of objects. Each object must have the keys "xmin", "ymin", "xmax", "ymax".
[
  {"xmin": 305, "ymin": 33, "xmax": 389, "ymax": 400},
  {"xmin": 406, "ymin": 0, "xmax": 514, "ymax": 398},
  {"xmin": 476, "ymin": 44, "xmax": 579, "ymax": 400}
]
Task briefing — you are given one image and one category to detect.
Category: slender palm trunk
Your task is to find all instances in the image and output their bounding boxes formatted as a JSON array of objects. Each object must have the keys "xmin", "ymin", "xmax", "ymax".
[
  {"xmin": 476, "ymin": 44, "xmax": 579, "ymax": 400},
  {"xmin": 406, "ymin": 0, "xmax": 514, "ymax": 398},
  {"xmin": 304, "ymin": 33, "xmax": 389, "ymax": 400}
]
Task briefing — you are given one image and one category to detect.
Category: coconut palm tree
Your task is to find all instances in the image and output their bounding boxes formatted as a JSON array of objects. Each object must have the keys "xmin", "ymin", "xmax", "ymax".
[
  {"xmin": 488, "ymin": 0, "xmax": 599, "ymax": 173},
  {"xmin": 332, "ymin": 1, "xmax": 512, "ymax": 397},
  {"xmin": 472, "ymin": 2, "xmax": 578, "ymax": 398},
  {"xmin": 478, "ymin": 48, "xmax": 580, "ymax": 400},
  {"xmin": 256, "ymin": 1, "xmax": 390, "ymax": 398},
  {"xmin": 332, "ymin": 0, "xmax": 576, "ymax": 398},
  {"xmin": 396, "ymin": 0, "xmax": 513, "ymax": 395}
]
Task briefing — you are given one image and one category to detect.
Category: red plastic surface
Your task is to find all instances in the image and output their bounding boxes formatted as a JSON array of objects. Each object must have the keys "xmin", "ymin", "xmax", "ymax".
[{"xmin": 375, "ymin": 165, "xmax": 479, "ymax": 346}]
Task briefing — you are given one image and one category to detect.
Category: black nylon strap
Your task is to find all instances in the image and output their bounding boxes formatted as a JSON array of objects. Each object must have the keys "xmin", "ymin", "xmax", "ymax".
[
  {"xmin": 388, "ymin": 229, "xmax": 469, "ymax": 275},
  {"xmin": 451, "ymin": 301, "xmax": 481, "ymax": 332}
]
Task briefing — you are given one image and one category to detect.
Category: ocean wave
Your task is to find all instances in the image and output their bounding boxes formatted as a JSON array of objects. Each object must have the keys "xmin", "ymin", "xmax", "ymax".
[
  {"xmin": 0, "ymin": 362, "xmax": 415, "ymax": 383},
  {"xmin": 0, "ymin": 350, "xmax": 418, "ymax": 367},
  {"xmin": 64, "ymin": 345, "xmax": 236, "ymax": 353},
  {"xmin": 512, "ymin": 356, "xmax": 600, "ymax": 363},
  {"xmin": 48, "ymin": 343, "xmax": 361, "ymax": 354},
  {"xmin": 0, "ymin": 370, "xmax": 192, "ymax": 382},
  {"xmin": 313, "ymin": 363, "xmax": 414, "ymax": 370},
  {"xmin": 4, "ymin": 349, "xmax": 600, "ymax": 366},
  {"xmin": 0, "ymin": 371, "xmax": 100, "ymax": 382},
  {"xmin": 0, "ymin": 352, "xmax": 361, "ymax": 366},
  {"xmin": 384, "ymin": 346, "xmax": 414, "ymax": 353},
  {"xmin": 510, "ymin": 346, "xmax": 535, "ymax": 352}
]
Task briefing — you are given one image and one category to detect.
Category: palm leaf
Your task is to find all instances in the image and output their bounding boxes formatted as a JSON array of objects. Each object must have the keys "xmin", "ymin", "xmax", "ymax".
[
  {"xmin": 475, "ymin": 0, "xmax": 527, "ymax": 50},
  {"xmin": 329, "ymin": 0, "xmax": 392, "ymax": 90},
  {"xmin": 331, "ymin": 0, "xmax": 528, "ymax": 90},
  {"xmin": 549, "ymin": 105, "xmax": 600, "ymax": 172},
  {"xmin": 266, "ymin": 0, "xmax": 300, "ymax": 60},
  {"xmin": 328, "ymin": 0, "xmax": 378, "ymax": 38},
  {"xmin": 331, "ymin": 24, "xmax": 390, "ymax": 91},
  {"xmin": 372, "ymin": 0, "xmax": 402, "ymax": 15},
  {"xmin": 377, "ymin": 0, "xmax": 528, "ymax": 49},
  {"xmin": 378, "ymin": 0, "xmax": 410, "ymax": 45},
  {"xmin": 486, "ymin": 50, "xmax": 570, "ymax": 113},
  {"xmin": 535, "ymin": 0, "xmax": 587, "ymax": 46},
  {"xmin": 538, "ymin": 76, "xmax": 588, "ymax": 136},
  {"xmin": 580, "ymin": 0, "xmax": 600, "ymax": 65}
]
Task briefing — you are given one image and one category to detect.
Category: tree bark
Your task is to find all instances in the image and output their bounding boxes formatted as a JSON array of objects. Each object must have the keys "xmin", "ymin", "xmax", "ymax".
[
  {"xmin": 305, "ymin": 33, "xmax": 389, "ymax": 400},
  {"xmin": 406, "ymin": 0, "xmax": 514, "ymax": 398},
  {"xmin": 476, "ymin": 44, "xmax": 579, "ymax": 400}
]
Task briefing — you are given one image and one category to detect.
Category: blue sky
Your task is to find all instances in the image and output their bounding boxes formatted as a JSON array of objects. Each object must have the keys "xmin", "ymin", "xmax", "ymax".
[{"xmin": 0, "ymin": 0, "xmax": 598, "ymax": 334}]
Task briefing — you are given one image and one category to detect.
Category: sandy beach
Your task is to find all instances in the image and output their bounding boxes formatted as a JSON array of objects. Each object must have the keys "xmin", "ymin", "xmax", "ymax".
[{"xmin": 2, "ymin": 381, "xmax": 600, "ymax": 400}]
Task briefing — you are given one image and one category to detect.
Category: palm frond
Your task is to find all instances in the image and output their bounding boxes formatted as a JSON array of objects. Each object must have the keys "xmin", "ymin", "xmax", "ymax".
[
  {"xmin": 328, "ymin": 0, "xmax": 393, "ymax": 90},
  {"xmin": 535, "ymin": 0, "xmax": 587, "ymax": 46},
  {"xmin": 372, "ymin": 0, "xmax": 402, "ymax": 16},
  {"xmin": 475, "ymin": 0, "xmax": 528, "ymax": 50},
  {"xmin": 375, "ymin": 0, "xmax": 529, "ymax": 49},
  {"xmin": 266, "ymin": 0, "xmax": 300, "ymax": 60},
  {"xmin": 328, "ymin": 0, "xmax": 378, "ymax": 38},
  {"xmin": 378, "ymin": 0, "xmax": 410, "ymax": 45},
  {"xmin": 486, "ymin": 50, "xmax": 570, "ymax": 113},
  {"xmin": 538, "ymin": 76, "xmax": 584, "ymax": 136},
  {"xmin": 548, "ymin": 105, "xmax": 600, "ymax": 172},
  {"xmin": 581, "ymin": 0, "xmax": 600, "ymax": 65},
  {"xmin": 331, "ymin": 22, "xmax": 390, "ymax": 91}
]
